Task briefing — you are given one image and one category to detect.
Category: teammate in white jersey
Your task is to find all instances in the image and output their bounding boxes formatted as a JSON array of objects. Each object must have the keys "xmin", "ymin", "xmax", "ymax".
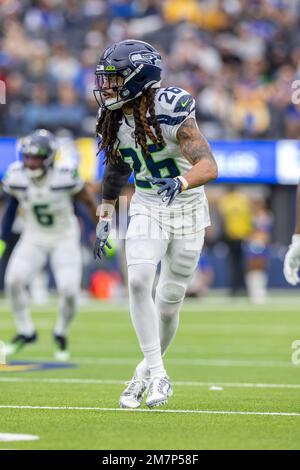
[
  {"xmin": 284, "ymin": 183, "xmax": 300, "ymax": 285},
  {"xmin": 93, "ymin": 40, "xmax": 218, "ymax": 408},
  {"xmin": 0, "ymin": 129, "xmax": 98, "ymax": 360}
]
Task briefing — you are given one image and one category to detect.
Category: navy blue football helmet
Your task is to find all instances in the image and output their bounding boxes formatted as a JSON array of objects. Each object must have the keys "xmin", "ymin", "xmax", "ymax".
[
  {"xmin": 94, "ymin": 39, "xmax": 162, "ymax": 110},
  {"xmin": 21, "ymin": 129, "xmax": 57, "ymax": 178}
]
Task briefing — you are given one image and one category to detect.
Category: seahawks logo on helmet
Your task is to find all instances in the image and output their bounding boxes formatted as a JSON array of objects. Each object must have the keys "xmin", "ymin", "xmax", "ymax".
[{"xmin": 130, "ymin": 51, "xmax": 161, "ymax": 67}]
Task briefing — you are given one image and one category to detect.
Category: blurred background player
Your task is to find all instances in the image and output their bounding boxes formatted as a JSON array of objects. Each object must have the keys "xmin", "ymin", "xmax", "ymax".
[
  {"xmin": 93, "ymin": 39, "xmax": 217, "ymax": 408},
  {"xmin": 244, "ymin": 196, "xmax": 273, "ymax": 304},
  {"xmin": 218, "ymin": 186, "xmax": 252, "ymax": 296},
  {"xmin": 0, "ymin": 129, "xmax": 98, "ymax": 360},
  {"xmin": 284, "ymin": 183, "xmax": 300, "ymax": 286}
]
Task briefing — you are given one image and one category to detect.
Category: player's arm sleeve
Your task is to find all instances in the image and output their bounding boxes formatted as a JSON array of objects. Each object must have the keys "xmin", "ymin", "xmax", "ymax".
[
  {"xmin": 0, "ymin": 194, "xmax": 19, "ymax": 242},
  {"xmin": 102, "ymin": 158, "xmax": 132, "ymax": 200},
  {"xmin": 162, "ymin": 90, "xmax": 196, "ymax": 142}
]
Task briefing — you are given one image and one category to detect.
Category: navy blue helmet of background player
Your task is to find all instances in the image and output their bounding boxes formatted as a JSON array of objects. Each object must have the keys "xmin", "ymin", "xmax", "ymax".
[
  {"xmin": 20, "ymin": 129, "xmax": 57, "ymax": 179},
  {"xmin": 94, "ymin": 39, "xmax": 162, "ymax": 110}
]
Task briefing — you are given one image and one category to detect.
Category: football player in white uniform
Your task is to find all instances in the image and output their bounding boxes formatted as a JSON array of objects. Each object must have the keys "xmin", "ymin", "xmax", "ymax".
[
  {"xmin": 93, "ymin": 40, "xmax": 218, "ymax": 408},
  {"xmin": 0, "ymin": 129, "xmax": 98, "ymax": 360},
  {"xmin": 284, "ymin": 183, "xmax": 300, "ymax": 285}
]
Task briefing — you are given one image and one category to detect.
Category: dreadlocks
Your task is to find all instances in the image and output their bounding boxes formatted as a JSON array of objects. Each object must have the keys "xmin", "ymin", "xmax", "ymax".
[{"xmin": 96, "ymin": 88, "xmax": 166, "ymax": 165}]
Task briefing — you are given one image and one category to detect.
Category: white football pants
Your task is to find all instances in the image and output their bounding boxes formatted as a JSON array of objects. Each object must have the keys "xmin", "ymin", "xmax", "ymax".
[
  {"xmin": 5, "ymin": 235, "xmax": 82, "ymax": 337},
  {"xmin": 126, "ymin": 214, "xmax": 205, "ymax": 378}
]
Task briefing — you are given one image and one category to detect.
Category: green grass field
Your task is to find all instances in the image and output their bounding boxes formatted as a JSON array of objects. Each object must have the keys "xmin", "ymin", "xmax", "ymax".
[{"xmin": 0, "ymin": 295, "xmax": 300, "ymax": 450}]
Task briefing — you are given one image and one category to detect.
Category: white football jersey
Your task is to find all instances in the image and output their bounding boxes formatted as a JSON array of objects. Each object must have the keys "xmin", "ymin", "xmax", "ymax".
[
  {"xmin": 2, "ymin": 161, "xmax": 84, "ymax": 246},
  {"xmin": 114, "ymin": 87, "xmax": 210, "ymax": 234}
]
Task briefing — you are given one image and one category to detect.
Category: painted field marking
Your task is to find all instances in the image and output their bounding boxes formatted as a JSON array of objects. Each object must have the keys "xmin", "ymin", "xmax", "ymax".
[
  {"xmin": 0, "ymin": 377, "xmax": 300, "ymax": 390},
  {"xmin": 0, "ymin": 355, "xmax": 295, "ymax": 368},
  {"xmin": 0, "ymin": 356, "xmax": 295, "ymax": 368},
  {"xmin": 0, "ymin": 433, "xmax": 39, "ymax": 442},
  {"xmin": 0, "ymin": 405, "xmax": 299, "ymax": 418}
]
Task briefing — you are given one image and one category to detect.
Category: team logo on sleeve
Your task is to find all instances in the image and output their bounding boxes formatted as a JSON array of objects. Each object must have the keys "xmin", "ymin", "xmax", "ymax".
[{"xmin": 130, "ymin": 51, "xmax": 161, "ymax": 67}]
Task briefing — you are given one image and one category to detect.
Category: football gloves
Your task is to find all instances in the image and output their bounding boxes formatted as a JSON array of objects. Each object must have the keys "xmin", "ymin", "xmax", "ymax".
[
  {"xmin": 146, "ymin": 176, "xmax": 183, "ymax": 206},
  {"xmin": 284, "ymin": 234, "xmax": 300, "ymax": 286},
  {"xmin": 93, "ymin": 219, "xmax": 112, "ymax": 260}
]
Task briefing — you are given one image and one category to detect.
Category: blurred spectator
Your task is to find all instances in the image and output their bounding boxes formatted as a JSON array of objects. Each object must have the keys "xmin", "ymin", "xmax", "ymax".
[
  {"xmin": 218, "ymin": 186, "xmax": 253, "ymax": 296},
  {"xmin": 4, "ymin": 72, "xmax": 28, "ymax": 134},
  {"xmin": 51, "ymin": 82, "xmax": 86, "ymax": 136},
  {"xmin": 0, "ymin": 0, "xmax": 299, "ymax": 138},
  {"xmin": 244, "ymin": 196, "xmax": 273, "ymax": 304},
  {"xmin": 230, "ymin": 81, "xmax": 271, "ymax": 138},
  {"xmin": 48, "ymin": 41, "xmax": 81, "ymax": 84},
  {"xmin": 23, "ymin": 84, "xmax": 51, "ymax": 133}
]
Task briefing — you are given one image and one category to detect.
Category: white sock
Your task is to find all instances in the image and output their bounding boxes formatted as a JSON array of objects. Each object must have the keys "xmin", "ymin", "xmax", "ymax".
[
  {"xmin": 6, "ymin": 283, "xmax": 35, "ymax": 336},
  {"xmin": 245, "ymin": 270, "xmax": 268, "ymax": 304},
  {"xmin": 135, "ymin": 295, "xmax": 182, "ymax": 380},
  {"xmin": 128, "ymin": 264, "xmax": 166, "ymax": 379},
  {"xmin": 54, "ymin": 295, "xmax": 77, "ymax": 337}
]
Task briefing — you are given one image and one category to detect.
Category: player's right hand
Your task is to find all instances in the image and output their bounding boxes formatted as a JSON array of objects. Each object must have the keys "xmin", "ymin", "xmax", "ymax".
[
  {"xmin": 0, "ymin": 240, "xmax": 6, "ymax": 258},
  {"xmin": 284, "ymin": 234, "xmax": 300, "ymax": 285},
  {"xmin": 93, "ymin": 219, "xmax": 112, "ymax": 260}
]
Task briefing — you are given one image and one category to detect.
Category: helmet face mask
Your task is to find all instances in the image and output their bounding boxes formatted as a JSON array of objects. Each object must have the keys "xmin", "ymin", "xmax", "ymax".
[
  {"xmin": 94, "ymin": 40, "xmax": 162, "ymax": 110},
  {"xmin": 94, "ymin": 72, "xmax": 127, "ymax": 110},
  {"xmin": 21, "ymin": 129, "xmax": 57, "ymax": 179}
]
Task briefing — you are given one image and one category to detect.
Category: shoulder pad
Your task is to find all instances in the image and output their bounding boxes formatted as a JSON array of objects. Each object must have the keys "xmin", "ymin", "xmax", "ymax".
[
  {"xmin": 3, "ymin": 161, "xmax": 28, "ymax": 191},
  {"xmin": 51, "ymin": 166, "xmax": 83, "ymax": 191},
  {"xmin": 156, "ymin": 87, "xmax": 195, "ymax": 115}
]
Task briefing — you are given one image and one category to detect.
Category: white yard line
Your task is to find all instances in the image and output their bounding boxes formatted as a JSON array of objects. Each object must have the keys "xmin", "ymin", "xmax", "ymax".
[
  {"xmin": 0, "ymin": 377, "xmax": 300, "ymax": 389},
  {"xmin": 0, "ymin": 404, "xmax": 299, "ymax": 417}
]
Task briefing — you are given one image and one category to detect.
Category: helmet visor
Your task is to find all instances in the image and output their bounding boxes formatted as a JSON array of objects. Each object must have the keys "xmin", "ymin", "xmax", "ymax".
[
  {"xmin": 94, "ymin": 72, "xmax": 126, "ymax": 108},
  {"xmin": 94, "ymin": 72, "xmax": 125, "ymax": 92}
]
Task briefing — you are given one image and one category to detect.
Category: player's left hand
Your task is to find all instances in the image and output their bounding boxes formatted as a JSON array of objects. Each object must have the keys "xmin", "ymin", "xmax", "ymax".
[
  {"xmin": 284, "ymin": 234, "xmax": 300, "ymax": 285},
  {"xmin": 93, "ymin": 219, "xmax": 112, "ymax": 260},
  {"xmin": 146, "ymin": 176, "xmax": 183, "ymax": 206}
]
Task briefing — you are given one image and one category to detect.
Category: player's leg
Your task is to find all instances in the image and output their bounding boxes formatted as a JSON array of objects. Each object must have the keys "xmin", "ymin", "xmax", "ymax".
[
  {"xmin": 51, "ymin": 236, "xmax": 82, "ymax": 360},
  {"xmin": 157, "ymin": 230, "xmax": 205, "ymax": 353},
  {"xmin": 4, "ymin": 238, "xmax": 47, "ymax": 353},
  {"xmin": 120, "ymin": 214, "xmax": 169, "ymax": 408},
  {"xmin": 135, "ymin": 230, "xmax": 205, "ymax": 397}
]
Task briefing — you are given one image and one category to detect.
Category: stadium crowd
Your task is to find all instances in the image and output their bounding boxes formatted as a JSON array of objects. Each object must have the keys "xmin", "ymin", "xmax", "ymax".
[{"xmin": 1, "ymin": 0, "xmax": 300, "ymax": 139}]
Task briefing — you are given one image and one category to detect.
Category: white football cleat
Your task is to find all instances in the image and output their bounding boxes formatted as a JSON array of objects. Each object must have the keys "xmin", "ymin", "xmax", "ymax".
[
  {"xmin": 54, "ymin": 350, "xmax": 70, "ymax": 362},
  {"xmin": 4, "ymin": 333, "xmax": 38, "ymax": 356},
  {"xmin": 53, "ymin": 334, "xmax": 70, "ymax": 362},
  {"xmin": 146, "ymin": 376, "xmax": 173, "ymax": 408},
  {"xmin": 119, "ymin": 375, "xmax": 149, "ymax": 409}
]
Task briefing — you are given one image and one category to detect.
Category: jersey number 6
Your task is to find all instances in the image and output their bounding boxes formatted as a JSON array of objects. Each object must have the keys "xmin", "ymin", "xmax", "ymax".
[{"xmin": 33, "ymin": 204, "xmax": 54, "ymax": 226}]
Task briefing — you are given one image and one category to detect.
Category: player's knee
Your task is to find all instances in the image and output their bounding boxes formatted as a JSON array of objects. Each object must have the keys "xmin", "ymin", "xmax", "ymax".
[
  {"xmin": 157, "ymin": 282, "xmax": 186, "ymax": 304},
  {"xmin": 5, "ymin": 273, "xmax": 25, "ymax": 294},
  {"xmin": 128, "ymin": 266, "xmax": 154, "ymax": 296},
  {"xmin": 58, "ymin": 284, "xmax": 77, "ymax": 299}
]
